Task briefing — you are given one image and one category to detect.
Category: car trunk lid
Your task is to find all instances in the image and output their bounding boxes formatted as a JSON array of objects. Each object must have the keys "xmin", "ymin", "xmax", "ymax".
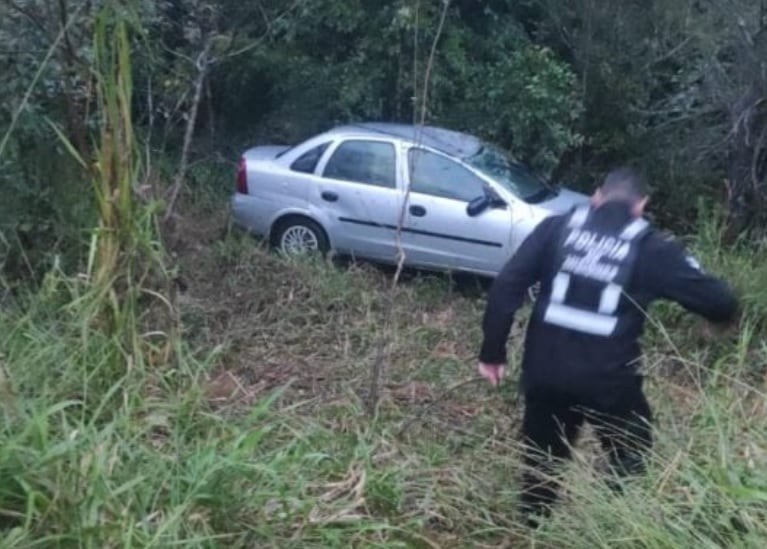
[{"xmin": 244, "ymin": 145, "xmax": 292, "ymax": 161}]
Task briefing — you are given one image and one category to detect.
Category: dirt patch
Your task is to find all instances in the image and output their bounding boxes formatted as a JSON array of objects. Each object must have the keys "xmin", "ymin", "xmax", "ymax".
[{"xmin": 169, "ymin": 205, "xmax": 487, "ymax": 414}]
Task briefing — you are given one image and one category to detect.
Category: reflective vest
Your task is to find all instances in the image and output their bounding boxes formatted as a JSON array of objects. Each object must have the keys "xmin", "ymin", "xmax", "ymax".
[{"xmin": 542, "ymin": 205, "xmax": 650, "ymax": 337}]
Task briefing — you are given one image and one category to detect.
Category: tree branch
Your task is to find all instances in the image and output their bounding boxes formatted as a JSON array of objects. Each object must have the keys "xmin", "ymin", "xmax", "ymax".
[
  {"xmin": 216, "ymin": 0, "xmax": 305, "ymax": 62},
  {"xmin": 163, "ymin": 39, "xmax": 213, "ymax": 223},
  {"xmin": 366, "ymin": 0, "xmax": 451, "ymax": 417},
  {"xmin": 641, "ymin": 37, "xmax": 693, "ymax": 71},
  {"xmin": 255, "ymin": 0, "xmax": 273, "ymax": 34}
]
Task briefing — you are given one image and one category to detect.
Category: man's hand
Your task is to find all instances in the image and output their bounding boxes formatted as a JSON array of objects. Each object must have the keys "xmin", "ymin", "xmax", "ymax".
[
  {"xmin": 700, "ymin": 314, "xmax": 740, "ymax": 341},
  {"xmin": 478, "ymin": 362, "xmax": 506, "ymax": 387}
]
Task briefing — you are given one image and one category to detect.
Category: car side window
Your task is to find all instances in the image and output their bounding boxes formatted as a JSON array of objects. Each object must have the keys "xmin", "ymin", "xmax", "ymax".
[
  {"xmin": 290, "ymin": 142, "xmax": 331, "ymax": 173},
  {"xmin": 408, "ymin": 148, "xmax": 486, "ymax": 202},
  {"xmin": 322, "ymin": 140, "xmax": 396, "ymax": 188}
]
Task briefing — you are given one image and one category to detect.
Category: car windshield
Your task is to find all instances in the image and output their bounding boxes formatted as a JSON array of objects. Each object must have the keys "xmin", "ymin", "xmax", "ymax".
[{"xmin": 464, "ymin": 145, "xmax": 554, "ymax": 203}]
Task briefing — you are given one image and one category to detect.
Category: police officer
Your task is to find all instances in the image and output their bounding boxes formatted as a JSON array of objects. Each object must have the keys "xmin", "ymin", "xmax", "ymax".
[{"xmin": 477, "ymin": 167, "xmax": 738, "ymax": 525}]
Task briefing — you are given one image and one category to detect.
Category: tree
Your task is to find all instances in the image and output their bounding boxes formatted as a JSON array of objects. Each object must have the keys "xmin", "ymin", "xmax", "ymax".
[{"xmin": 514, "ymin": 0, "xmax": 767, "ymax": 233}]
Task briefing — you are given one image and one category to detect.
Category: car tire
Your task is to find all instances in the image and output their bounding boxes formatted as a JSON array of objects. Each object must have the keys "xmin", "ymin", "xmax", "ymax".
[{"xmin": 271, "ymin": 217, "xmax": 329, "ymax": 256}]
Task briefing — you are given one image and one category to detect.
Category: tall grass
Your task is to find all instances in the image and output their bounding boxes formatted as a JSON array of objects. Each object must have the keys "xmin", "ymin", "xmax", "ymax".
[
  {"xmin": 87, "ymin": 5, "xmax": 172, "ymax": 358},
  {"xmin": 0, "ymin": 302, "xmax": 363, "ymax": 546},
  {"xmin": 32, "ymin": 3, "xmax": 171, "ymax": 372},
  {"xmin": 2, "ymin": 233, "xmax": 765, "ymax": 546},
  {"xmin": 2, "ymin": 216, "xmax": 767, "ymax": 546}
]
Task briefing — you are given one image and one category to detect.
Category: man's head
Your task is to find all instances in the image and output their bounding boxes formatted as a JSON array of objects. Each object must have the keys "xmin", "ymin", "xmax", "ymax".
[{"xmin": 591, "ymin": 167, "xmax": 649, "ymax": 217}]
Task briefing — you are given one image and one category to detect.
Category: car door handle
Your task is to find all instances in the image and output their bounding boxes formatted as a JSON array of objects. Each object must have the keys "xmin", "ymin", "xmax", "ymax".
[
  {"xmin": 409, "ymin": 205, "xmax": 426, "ymax": 217},
  {"xmin": 321, "ymin": 191, "xmax": 338, "ymax": 202}
]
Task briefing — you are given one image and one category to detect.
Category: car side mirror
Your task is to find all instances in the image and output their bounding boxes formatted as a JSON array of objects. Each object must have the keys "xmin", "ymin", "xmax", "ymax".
[{"xmin": 466, "ymin": 195, "xmax": 491, "ymax": 217}]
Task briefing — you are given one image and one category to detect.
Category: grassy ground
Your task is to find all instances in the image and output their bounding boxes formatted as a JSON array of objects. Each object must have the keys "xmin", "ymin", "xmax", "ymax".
[{"xmin": 1, "ymin": 201, "xmax": 766, "ymax": 547}]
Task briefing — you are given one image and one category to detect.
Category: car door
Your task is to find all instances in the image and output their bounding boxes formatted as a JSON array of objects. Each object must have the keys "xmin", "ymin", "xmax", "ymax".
[
  {"xmin": 308, "ymin": 138, "xmax": 404, "ymax": 262},
  {"xmin": 401, "ymin": 146, "xmax": 514, "ymax": 274}
]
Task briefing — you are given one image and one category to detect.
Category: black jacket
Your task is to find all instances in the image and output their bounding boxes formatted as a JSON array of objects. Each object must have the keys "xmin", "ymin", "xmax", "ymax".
[{"xmin": 479, "ymin": 201, "xmax": 738, "ymax": 393}]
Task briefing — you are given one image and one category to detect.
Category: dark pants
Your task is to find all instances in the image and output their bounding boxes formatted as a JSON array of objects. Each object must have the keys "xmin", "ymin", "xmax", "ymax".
[{"xmin": 519, "ymin": 376, "xmax": 652, "ymax": 523}]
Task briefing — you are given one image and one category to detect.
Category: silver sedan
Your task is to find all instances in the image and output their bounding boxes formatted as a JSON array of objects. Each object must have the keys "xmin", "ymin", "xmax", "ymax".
[{"xmin": 232, "ymin": 123, "xmax": 588, "ymax": 277}]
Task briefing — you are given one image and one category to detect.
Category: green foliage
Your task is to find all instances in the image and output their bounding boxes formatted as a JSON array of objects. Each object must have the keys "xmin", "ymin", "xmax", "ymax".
[
  {"xmin": 4, "ymin": 0, "xmax": 767, "ymax": 282},
  {"xmin": 462, "ymin": 44, "xmax": 584, "ymax": 173},
  {"xmin": 518, "ymin": 0, "xmax": 767, "ymax": 229},
  {"xmin": 0, "ymin": 0, "xmax": 163, "ymax": 282},
  {"xmin": 208, "ymin": 0, "xmax": 583, "ymax": 173}
]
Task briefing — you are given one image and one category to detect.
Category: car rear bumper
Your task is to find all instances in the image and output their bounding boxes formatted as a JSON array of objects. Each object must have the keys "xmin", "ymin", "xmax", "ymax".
[{"xmin": 230, "ymin": 193, "xmax": 274, "ymax": 237}]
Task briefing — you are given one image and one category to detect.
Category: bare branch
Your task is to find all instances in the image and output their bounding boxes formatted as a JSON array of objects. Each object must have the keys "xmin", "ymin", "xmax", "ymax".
[
  {"xmin": 366, "ymin": 0, "xmax": 452, "ymax": 417},
  {"xmin": 395, "ymin": 0, "xmax": 451, "ymax": 281},
  {"xmin": 417, "ymin": 0, "xmax": 450, "ymax": 128},
  {"xmin": 163, "ymin": 39, "xmax": 214, "ymax": 223},
  {"xmin": 641, "ymin": 37, "xmax": 693, "ymax": 71},
  {"xmin": 159, "ymin": 43, "xmax": 196, "ymax": 66},
  {"xmin": 255, "ymin": 0, "xmax": 273, "ymax": 34}
]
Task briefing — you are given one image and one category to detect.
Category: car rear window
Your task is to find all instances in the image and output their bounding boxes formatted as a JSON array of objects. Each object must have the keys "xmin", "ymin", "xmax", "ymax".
[
  {"xmin": 323, "ymin": 140, "xmax": 396, "ymax": 188},
  {"xmin": 290, "ymin": 142, "xmax": 331, "ymax": 173}
]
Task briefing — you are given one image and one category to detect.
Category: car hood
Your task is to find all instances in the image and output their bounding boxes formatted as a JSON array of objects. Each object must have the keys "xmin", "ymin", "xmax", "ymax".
[{"xmin": 536, "ymin": 187, "xmax": 589, "ymax": 214}]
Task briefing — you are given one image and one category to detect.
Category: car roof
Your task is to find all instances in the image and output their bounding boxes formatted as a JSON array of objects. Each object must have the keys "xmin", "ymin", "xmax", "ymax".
[{"xmin": 323, "ymin": 122, "xmax": 483, "ymax": 158}]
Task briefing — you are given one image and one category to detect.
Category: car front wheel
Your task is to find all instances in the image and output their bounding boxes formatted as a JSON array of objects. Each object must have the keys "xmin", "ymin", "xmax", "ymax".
[{"xmin": 272, "ymin": 218, "xmax": 329, "ymax": 256}]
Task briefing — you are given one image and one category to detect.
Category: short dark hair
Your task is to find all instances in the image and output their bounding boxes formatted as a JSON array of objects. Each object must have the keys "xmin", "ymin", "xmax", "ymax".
[{"xmin": 599, "ymin": 167, "xmax": 648, "ymax": 202}]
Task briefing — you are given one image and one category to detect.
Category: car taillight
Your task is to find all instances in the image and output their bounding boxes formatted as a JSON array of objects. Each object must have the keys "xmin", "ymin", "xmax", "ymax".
[{"xmin": 236, "ymin": 157, "xmax": 248, "ymax": 194}]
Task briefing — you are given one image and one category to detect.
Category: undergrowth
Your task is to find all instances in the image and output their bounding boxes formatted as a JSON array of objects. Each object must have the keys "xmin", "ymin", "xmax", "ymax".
[{"xmin": 2, "ymin": 208, "xmax": 766, "ymax": 547}]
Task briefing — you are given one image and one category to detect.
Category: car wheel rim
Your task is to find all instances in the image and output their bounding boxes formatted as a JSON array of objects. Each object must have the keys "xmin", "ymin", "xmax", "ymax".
[{"xmin": 281, "ymin": 226, "xmax": 319, "ymax": 254}]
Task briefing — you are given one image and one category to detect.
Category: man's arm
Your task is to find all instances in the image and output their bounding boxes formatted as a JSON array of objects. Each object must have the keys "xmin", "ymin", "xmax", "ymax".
[
  {"xmin": 650, "ymin": 236, "xmax": 739, "ymax": 324},
  {"xmin": 478, "ymin": 216, "xmax": 559, "ymax": 365}
]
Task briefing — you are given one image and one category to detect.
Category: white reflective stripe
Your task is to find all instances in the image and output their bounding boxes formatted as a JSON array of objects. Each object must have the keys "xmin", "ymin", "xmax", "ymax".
[
  {"xmin": 568, "ymin": 206, "xmax": 590, "ymax": 228},
  {"xmin": 620, "ymin": 218, "xmax": 649, "ymax": 240},
  {"xmin": 551, "ymin": 272, "xmax": 570, "ymax": 303},
  {"xmin": 543, "ymin": 303, "xmax": 618, "ymax": 336},
  {"xmin": 599, "ymin": 283, "xmax": 622, "ymax": 314}
]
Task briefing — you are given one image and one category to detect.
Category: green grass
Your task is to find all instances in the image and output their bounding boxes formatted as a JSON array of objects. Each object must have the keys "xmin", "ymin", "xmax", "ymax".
[{"xmin": 1, "ymin": 207, "xmax": 767, "ymax": 546}]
